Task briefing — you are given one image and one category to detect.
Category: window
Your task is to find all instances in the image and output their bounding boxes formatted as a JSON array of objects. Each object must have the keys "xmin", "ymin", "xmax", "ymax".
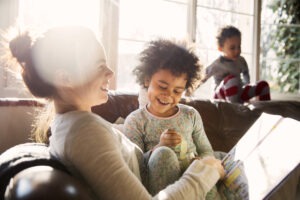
[
  {"xmin": 260, "ymin": 0, "xmax": 300, "ymax": 100},
  {"xmin": 194, "ymin": 0, "xmax": 255, "ymax": 98},
  {"xmin": 0, "ymin": 0, "xmax": 22, "ymax": 98},
  {"xmin": 116, "ymin": 0, "xmax": 188, "ymax": 93},
  {"xmin": 0, "ymin": 0, "xmax": 100, "ymax": 98},
  {"xmin": 1, "ymin": 0, "xmax": 298, "ymax": 100},
  {"xmin": 117, "ymin": 0, "xmax": 256, "ymax": 99}
]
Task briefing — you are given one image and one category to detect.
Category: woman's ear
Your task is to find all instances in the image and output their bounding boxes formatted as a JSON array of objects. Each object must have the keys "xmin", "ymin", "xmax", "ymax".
[
  {"xmin": 144, "ymin": 78, "xmax": 150, "ymax": 88},
  {"xmin": 54, "ymin": 69, "xmax": 72, "ymax": 87},
  {"xmin": 218, "ymin": 46, "xmax": 223, "ymax": 52}
]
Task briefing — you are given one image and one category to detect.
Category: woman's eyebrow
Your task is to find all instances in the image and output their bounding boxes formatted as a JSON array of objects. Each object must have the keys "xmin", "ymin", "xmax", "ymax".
[
  {"xmin": 99, "ymin": 59, "xmax": 106, "ymax": 63},
  {"xmin": 98, "ymin": 59, "xmax": 107, "ymax": 67}
]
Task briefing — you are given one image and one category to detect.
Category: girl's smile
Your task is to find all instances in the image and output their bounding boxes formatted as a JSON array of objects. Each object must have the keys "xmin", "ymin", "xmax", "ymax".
[{"xmin": 146, "ymin": 69, "xmax": 187, "ymax": 117}]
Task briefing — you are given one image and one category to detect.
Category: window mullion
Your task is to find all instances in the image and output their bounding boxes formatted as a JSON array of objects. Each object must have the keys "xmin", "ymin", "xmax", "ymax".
[
  {"xmin": 253, "ymin": 0, "xmax": 262, "ymax": 82},
  {"xmin": 187, "ymin": 0, "xmax": 197, "ymax": 43}
]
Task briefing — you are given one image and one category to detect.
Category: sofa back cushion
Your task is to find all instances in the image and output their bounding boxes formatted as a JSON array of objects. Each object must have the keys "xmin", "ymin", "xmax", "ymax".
[
  {"xmin": 92, "ymin": 92, "xmax": 261, "ymax": 152},
  {"xmin": 0, "ymin": 99, "xmax": 44, "ymax": 154},
  {"xmin": 92, "ymin": 92, "xmax": 139, "ymax": 123},
  {"xmin": 179, "ymin": 99, "xmax": 260, "ymax": 152}
]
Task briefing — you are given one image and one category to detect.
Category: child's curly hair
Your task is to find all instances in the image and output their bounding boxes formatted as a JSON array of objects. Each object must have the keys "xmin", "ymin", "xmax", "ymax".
[
  {"xmin": 216, "ymin": 25, "xmax": 241, "ymax": 47},
  {"xmin": 133, "ymin": 38, "xmax": 203, "ymax": 96}
]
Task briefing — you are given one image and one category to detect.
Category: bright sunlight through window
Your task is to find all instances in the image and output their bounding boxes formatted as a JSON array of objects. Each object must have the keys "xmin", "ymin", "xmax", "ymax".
[{"xmin": 18, "ymin": 0, "xmax": 100, "ymax": 34}]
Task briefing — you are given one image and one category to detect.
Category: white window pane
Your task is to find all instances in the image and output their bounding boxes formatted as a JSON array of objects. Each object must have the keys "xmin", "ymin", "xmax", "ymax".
[
  {"xmin": 198, "ymin": 0, "xmax": 254, "ymax": 15},
  {"xmin": 117, "ymin": 0, "xmax": 188, "ymax": 92},
  {"xmin": 0, "ymin": 0, "xmax": 101, "ymax": 98},
  {"xmin": 196, "ymin": 7, "xmax": 253, "ymax": 55},
  {"xmin": 119, "ymin": 0, "xmax": 187, "ymax": 41},
  {"xmin": 116, "ymin": 40, "xmax": 145, "ymax": 92},
  {"xmin": 19, "ymin": 0, "xmax": 100, "ymax": 34},
  {"xmin": 260, "ymin": 0, "xmax": 300, "ymax": 96},
  {"xmin": 194, "ymin": 1, "xmax": 255, "ymax": 99}
]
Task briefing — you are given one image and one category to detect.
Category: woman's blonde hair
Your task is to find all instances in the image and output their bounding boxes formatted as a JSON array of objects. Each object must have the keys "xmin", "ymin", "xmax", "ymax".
[{"xmin": 31, "ymin": 101, "xmax": 55, "ymax": 144}]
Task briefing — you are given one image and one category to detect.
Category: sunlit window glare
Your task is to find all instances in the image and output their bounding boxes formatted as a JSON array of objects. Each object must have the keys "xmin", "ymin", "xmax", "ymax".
[
  {"xmin": 18, "ymin": 0, "xmax": 100, "ymax": 33},
  {"xmin": 119, "ymin": 0, "xmax": 188, "ymax": 40},
  {"xmin": 117, "ymin": 0, "xmax": 188, "ymax": 92}
]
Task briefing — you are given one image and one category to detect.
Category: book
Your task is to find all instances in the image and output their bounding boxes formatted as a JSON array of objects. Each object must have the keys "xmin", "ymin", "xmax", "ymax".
[{"xmin": 219, "ymin": 113, "xmax": 300, "ymax": 200}]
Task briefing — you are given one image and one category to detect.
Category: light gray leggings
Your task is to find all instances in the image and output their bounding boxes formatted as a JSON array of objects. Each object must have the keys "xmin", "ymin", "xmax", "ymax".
[
  {"xmin": 143, "ymin": 147, "xmax": 225, "ymax": 199},
  {"xmin": 146, "ymin": 146, "xmax": 181, "ymax": 195}
]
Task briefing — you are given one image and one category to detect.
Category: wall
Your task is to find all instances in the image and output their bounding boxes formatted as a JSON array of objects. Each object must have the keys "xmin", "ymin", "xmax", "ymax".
[{"xmin": 0, "ymin": 99, "xmax": 43, "ymax": 154}]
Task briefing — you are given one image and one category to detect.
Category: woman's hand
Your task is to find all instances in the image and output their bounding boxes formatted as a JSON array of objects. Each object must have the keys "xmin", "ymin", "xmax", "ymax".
[{"xmin": 201, "ymin": 156, "xmax": 226, "ymax": 179}]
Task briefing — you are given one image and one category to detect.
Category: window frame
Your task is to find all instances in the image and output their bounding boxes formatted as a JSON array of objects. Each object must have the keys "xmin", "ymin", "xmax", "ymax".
[
  {"xmin": 259, "ymin": 0, "xmax": 300, "ymax": 101},
  {"xmin": 1, "ymin": 0, "xmax": 299, "ymax": 100}
]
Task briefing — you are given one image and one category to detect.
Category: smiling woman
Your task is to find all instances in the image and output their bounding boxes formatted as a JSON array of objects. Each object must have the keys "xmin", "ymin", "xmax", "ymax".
[{"xmin": 3, "ymin": 24, "xmax": 225, "ymax": 200}]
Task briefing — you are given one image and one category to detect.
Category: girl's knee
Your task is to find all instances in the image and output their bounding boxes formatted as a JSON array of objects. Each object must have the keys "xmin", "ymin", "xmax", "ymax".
[
  {"xmin": 150, "ymin": 146, "xmax": 177, "ymax": 162},
  {"xmin": 147, "ymin": 147, "xmax": 181, "ymax": 195},
  {"xmin": 148, "ymin": 146, "xmax": 180, "ymax": 171}
]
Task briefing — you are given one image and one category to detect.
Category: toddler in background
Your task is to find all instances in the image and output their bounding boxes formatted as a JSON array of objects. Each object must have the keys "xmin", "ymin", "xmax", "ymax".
[
  {"xmin": 123, "ymin": 39, "xmax": 222, "ymax": 199},
  {"xmin": 202, "ymin": 25, "xmax": 271, "ymax": 103}
]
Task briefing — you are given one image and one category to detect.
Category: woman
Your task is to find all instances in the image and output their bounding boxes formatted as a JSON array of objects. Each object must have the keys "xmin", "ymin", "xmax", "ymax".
[{"xmin": 6, "ymin": 25, "xmax": 225, "ymax": 199}]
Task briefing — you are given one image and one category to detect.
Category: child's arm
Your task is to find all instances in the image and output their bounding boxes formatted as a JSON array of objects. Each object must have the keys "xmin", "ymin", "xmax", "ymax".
[
  {"xmin": 240, "ymin": 56, "xmax": 250, "ymax": 84},
  {"xmin": 202, "ymin": 66, "xmax": 213, "ymax": 83},
  {"xmin": 191, "ymin": 108, "xmax": 215, "ymax": 157},
  {"xmin": 123, "ymin": 112, "xmax": 146, "ymax": 152},
  {"xmin": 202, "ymin": 57, "xmax": 222, "ymax": 84}
]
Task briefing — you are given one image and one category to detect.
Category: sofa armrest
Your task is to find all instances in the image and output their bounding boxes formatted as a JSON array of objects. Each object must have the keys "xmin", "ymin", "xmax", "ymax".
[
  {"xmin": 5, "ymin": 166, "xmax": 96, "ymax": 200},
  {"xmin": 0, "ymin": 143, "xmax": 95, "ymax": 200}
]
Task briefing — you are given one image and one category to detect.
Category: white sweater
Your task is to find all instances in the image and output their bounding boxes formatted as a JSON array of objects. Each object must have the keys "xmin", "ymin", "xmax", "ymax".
[{"xmin": 50, "ymin": 111, "xmax": 220, "ymax": 200}]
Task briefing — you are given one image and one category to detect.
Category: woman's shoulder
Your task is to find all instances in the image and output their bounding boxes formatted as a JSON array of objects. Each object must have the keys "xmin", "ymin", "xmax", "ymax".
[
  {"xmin": 62, "ymin": 112, "xmax": 118, "ymax": 147},
  {"xmin": 56, "ymin": 111, "xmax": 110, "ymax": 136},
  {"xmin": 69, "ymin": 111, "xmax": 106, "ymax": 126},
  {"xmin": 57, "ymin": 110, "xmax": 98, "ymax": 121},
  {"xmin": 52, "ymin": 111, "xmax": 96, "ymax": 132}
]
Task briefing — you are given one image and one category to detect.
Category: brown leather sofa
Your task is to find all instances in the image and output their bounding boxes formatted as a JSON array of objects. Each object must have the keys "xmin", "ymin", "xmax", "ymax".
[
  {"xmin": 92, "ymin": 92, "xmax": 300, "ymax": 153},
  {"xmin": 1, "ymin": 91, "xmax": 299, "ymax": 199}
]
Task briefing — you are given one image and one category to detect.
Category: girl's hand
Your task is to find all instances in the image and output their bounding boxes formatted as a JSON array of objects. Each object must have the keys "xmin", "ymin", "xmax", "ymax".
[{"xmin": 155, "ymin": 129, "xmax": 181, "ymax": 149}]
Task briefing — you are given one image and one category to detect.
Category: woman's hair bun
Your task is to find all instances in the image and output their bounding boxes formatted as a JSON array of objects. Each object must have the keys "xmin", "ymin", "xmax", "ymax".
[{"xmin": 9, "ymin": 32, "xmax": 32, "ymax": 63}]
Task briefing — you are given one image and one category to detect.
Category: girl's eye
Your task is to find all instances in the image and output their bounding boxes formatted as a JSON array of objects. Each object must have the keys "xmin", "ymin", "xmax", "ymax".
[
  {"xmin": 159, "ymin": 85, "xmax": 167, "ymax": 90},
  {"xmin": 174, "ymin": 90, "xmax": 183, "ymax": 94}
]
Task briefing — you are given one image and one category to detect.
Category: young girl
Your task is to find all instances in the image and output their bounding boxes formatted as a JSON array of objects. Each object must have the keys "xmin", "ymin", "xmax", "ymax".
[
  {"xmin": 123, "ymin": 39, "xmax": 222, "ymax": 199},
  {"xmin": 5, "ymin": 26, "xmax": 225, "ymax": 200},
  {"xmin": 202, "ymin": 25, "xmax": 271, "ymax": 103}
]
